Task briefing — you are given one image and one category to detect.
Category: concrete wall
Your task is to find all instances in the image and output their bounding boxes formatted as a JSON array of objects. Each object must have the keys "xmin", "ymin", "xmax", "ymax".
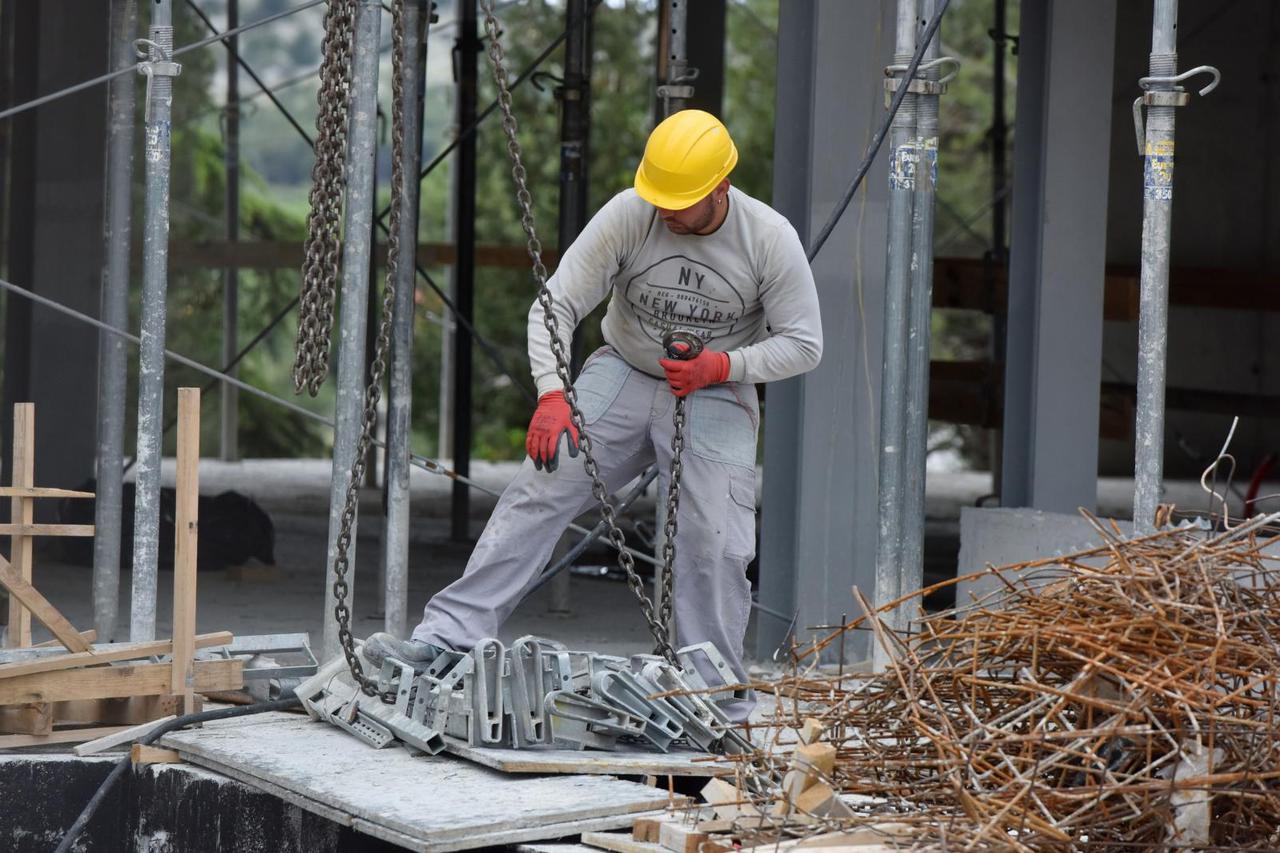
[
  {"xmin": 757, "ymin": 0, "xmax": 896, "ymax": 663},
  {"xmin": 1101, "ymin": 1, "xmax": 1280, "ymax": 478},
  {"xmin": 1, "ymin": 0, "xmax": 109, "ymax": 493}
]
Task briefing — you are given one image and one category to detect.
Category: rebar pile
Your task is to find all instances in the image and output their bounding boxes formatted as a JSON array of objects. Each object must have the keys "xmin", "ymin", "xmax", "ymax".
[{"xmin": 726, "ymin": 516, "xmax": 1280, "ymax": 850}]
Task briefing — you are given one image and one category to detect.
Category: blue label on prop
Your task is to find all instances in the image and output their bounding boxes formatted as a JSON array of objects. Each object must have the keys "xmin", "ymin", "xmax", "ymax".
[
  {"xmin": 889, "ymin": 142, "xmax": 918, "ymax": 191},
  {"xmin": 1144, "ymin": 140, "xmax": 1174, "ymax": 201}
]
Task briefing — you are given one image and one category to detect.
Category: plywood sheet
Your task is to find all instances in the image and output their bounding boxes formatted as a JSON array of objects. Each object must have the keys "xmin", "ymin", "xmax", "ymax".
[
  {"xmin": 161, "ymin": 712, "xmax": 681, "ymax": 853},
  {"xmin": 442, "ymin": 737, "xmax": 730, "ymax": 777}
]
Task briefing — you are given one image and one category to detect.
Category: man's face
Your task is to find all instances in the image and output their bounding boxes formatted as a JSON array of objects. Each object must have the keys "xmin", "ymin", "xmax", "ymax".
[{"xmin": 657, "ymin": 193, "xmax": 718, "ymax": 235}]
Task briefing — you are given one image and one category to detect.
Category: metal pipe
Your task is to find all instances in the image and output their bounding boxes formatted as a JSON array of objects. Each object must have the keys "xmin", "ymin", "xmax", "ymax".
[
  {"xmin": 1132, "ymin": 0, "xmax": 1180, "ymax": 532},
  {"xmin": 383, "ymin": 0, "xmax": 431, "ymax": 639},
  {"xmin": 652, "ymin": 0, "xmax": 690, "ymax": 638},
  {"xmin": 450, "ymin": 0, "xmax": 478, "ymax": 542},
  {"xmin": 130, "ymin": 0, "xmax": 181, "ymax": 642},
  {"xmin": 552, "ymin": 0, "xmax": 594, "ymax": 612},
  {"xmin": 656, "ymin": 0, "xmax": 692, "ymax": 117},
  {"xmin": 322, "ymin": 0, "xmax": 382, "ymax": 661},
  {"xmin": 221, "ymin": 0, "xmax": 240, "ymax": 462},
  {"xmin": 93, "ymin": 0, "xmax": 137, "ymax": 644},
  {"xmin": 900, "ymin": 0, "xmax": 941, "ymax": 623},
  {"xmin": 559, "ymin": 0, "xmax": 593, "ymax": 374},
  {"xmin": 988, "ymin": 0, "xmax": 1007, "ymax": 498},
  {"xmin": 872, "ymin": 0, "xmax": 920, "ymax": 665}
]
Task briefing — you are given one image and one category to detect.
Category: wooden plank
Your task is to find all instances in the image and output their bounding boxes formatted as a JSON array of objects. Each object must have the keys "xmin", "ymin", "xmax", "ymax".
[
  {"xmin": 0, "ymin": 702, "xmax": 51, "ymax": 735},
  {"xmin": 131, "ymin": 743, "xmax": 183, "ymax": 765},
  {"xmin": 0, "ymin": 486, "xmax": 94, "ymax": 499},
  {"xmin": 172, "ymin": 388, "xmax": 200, "ymax": 714},
  {"xmin": 0, "ymin": 658, "xmax": 242, "ymax": 705},
  {"xmin": 0, "ymin": 632, "xmax": 232, "ymax": 680},
  {"xmin": 160, "ymin": 712, "xmax": 682, "ymax": 850},
  {"xmin": 56, "ymin": 693, "xmax": 200, "ymax": 726},
  {"xmin": 32, "ymin": 630, "xmax": 95, "ymax": 648},
  {"xmin": 441, "ymin": 737, "xmax": 730, "ymax": 777},
  {"xmin": 581, "ymin": 832, "xmax": 668, "ymax": 853},
  {"xmin": 0, "ymin": 523, "xmax": 95, "ymax": 537},
  {"xmin": 0, "ymin": 724, "xmax": 131, "ymax": 749},
  {"xmin": 7, "ymin": 403, "xmax": 34, "ymax": 648},
  {"xmin": 74, "ymin": 714, "xmax": 176, "ymax": 755},
  {"xmin": 0, "ymin": 552, "xmax": 91, "ymax": 653}
]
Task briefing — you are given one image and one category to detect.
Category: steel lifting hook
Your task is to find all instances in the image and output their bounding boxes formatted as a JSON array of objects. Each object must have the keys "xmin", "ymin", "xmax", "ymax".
[{"xmin": 1131, "ymin": 65, "xmax": 1221, "ymax": 155}]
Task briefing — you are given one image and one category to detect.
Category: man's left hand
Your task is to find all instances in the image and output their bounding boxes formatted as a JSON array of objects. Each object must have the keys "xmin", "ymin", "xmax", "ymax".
[{"xmin": 659, "ymin": 349, "xmax": 730, "ymax": 398}]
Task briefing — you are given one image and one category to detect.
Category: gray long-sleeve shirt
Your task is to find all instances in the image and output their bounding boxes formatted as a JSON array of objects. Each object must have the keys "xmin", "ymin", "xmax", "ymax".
[{"xmin": 528, "ymin": 187, "xmax": 823, "ymax": 397}]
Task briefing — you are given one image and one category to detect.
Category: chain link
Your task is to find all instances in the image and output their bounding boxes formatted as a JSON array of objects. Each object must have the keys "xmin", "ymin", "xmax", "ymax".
[
  {"xmin": 294, "ymin": 0, "xmax": 411, "ymax": 701},
  {"xmin": 293, "ymin": 0, "xmax": 356, "ymax": 396},
  {"xmin": 479, "ymin": 0, "xmax": 677, "ymax": 663}
]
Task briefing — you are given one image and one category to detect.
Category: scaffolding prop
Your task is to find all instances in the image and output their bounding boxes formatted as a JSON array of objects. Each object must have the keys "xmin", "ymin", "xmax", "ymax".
[
  {"xmin": 1131, "ymin": 0, "xmax": 1220, "ymax": 533},
  {"xmin": 872, "ymin": 0, "xmax": 957, "ymax": 668}
]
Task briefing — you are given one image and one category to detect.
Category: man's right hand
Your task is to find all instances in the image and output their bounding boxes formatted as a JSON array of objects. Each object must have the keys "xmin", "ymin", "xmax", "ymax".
[{"xmin": 526, "ymin": 391, "xmax": 580, "ymax": 472}]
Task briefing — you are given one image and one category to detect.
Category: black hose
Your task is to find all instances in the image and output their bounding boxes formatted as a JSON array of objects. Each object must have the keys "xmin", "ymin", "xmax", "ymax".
[
  {"xmin": 54, "ymin": 696, "xmax": 302, "ymax": 853},
  {"xmin": 806, "ymin": 0, "xmax": 953, "ymax": 263}
]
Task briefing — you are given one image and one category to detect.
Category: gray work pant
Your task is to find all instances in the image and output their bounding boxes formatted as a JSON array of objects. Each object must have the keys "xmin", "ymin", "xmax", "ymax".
[{"xmin": 413, "ymin": 349, "xmax": 759, "ymax": 716}]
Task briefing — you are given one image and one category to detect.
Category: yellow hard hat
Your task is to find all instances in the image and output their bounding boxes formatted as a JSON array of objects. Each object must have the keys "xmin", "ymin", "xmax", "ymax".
[{"xmin": 634, "ymin": 110, "xmax": 738, "ymax": 210}]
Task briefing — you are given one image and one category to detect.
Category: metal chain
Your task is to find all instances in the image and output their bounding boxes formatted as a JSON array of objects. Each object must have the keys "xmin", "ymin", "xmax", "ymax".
[
  {"xmin": 293, "ymin": 0, "xmax": 357, "ymax": 396},
  {"xmin": 657, "ymin": 400, "xmax": 684, "ymax": 632},
  {"xmin": 306, "ymin": 0, "xmax": 409, "ymax": 701},
  {"xmin": 479, "ymin": 0, "xmax": 676, "ymax": 663}
]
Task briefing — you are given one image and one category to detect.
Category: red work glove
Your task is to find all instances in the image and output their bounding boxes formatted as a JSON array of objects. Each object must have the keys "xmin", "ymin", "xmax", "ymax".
[
  {"xmin": 525, "ymin": 391, "xmax": 580, "ymax": 472},
  {"xmin": 659, "ymin": 349, "xmax": 730, "ymax": 398}
]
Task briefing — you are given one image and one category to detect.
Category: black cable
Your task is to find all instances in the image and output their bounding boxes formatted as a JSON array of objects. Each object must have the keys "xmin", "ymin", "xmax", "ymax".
[
  {"xmin": 806, "ymin": 0, "xmax": 953, "ymax": 263},
  {"xmin": 54, "ymin": 696, "xmax": 303, "ymax": 853}
]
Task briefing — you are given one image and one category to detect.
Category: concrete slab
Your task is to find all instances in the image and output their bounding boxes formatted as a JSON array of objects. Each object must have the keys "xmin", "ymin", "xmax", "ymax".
[
  {"xmin": 955, "ymin": 507, "xmax": 1134, "ymax": 605},
  {"xmin": 160, "ymin": 712, "xmax": 682, "ymax": 853}
]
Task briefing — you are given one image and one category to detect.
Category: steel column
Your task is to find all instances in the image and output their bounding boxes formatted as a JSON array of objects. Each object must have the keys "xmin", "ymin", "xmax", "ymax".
[
  {"xmin": 383, "ymin": 0, "xmax": 431, "ymax": 639},
  {"xmin": 655, "ymin": 0, "xmax": 693, "ymax": 118},
  {"xmin": 130, "ymin": 0, "xmax": 181, "ymax": 642},
  {"xmin": 92, "ymin": 0, "xmax": 137, "ymax": 644},
  {"xmin": 900, "ymin": 0, "xmax": 941, "ymax": 619},
  {"xmin": 322, "ymin": 0, "xmax": 382, "ymax": 661},
  {"xmin": 1131, "ymin": 1, "xmax": 1180, "ymax": 531},
  {"xmin": 450, "ymin": 0, "xmax": 478, "ymax": 542},
  {"xmin": 221, "ymin": 0, "xmax": 240, "ymax": 462},
  {"xmin": 872, "ymin": 0, "xmax": 919, "ymax": 658},
  {"xmin": 549, "ymin": 0, "xmax": 594, "ymax": 611}
]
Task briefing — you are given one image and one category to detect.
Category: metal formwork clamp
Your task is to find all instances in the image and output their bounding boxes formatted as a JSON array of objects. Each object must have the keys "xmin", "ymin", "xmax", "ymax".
[
  {"xmin": 1131, "ymin": 65, "xmax": 1221, "ymax": 154},
  {"xmin": 468, "ymin": 638, "xmax": 507, "ymax": 745},
  {"xmin": 505, "ymin": 636, "xmax": 550, "ymax": 747},
  {"xmin": 592, "ymin": 669, "xmax": 684, "ymax": 753},
  {"xmin": 133, "ymin": 38, "xmax": 182, "ymax": 123},
  {"xmin": 427, "ymin": 653, "xmax": 474, "ymax": 738},
  {"xmin": 636, "ymin": 659, "xmax": 728, "ymax": 752},
  {"xmin": 676, "ymin": 642, "xmax": 751, "ymax": 706},
  {"xmin": 544, "ymin": 690, "xmax": 647, "ymax": 751},
  {"xmin": 882, "ymin": 56, "xmax": 961, "ymax": 104}
]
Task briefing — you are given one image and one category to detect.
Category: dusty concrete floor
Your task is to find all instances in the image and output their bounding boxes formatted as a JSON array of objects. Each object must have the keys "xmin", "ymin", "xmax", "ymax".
[{"xmin": 7, "ymin": 459, "xmax": 1228, "ymax": 655}]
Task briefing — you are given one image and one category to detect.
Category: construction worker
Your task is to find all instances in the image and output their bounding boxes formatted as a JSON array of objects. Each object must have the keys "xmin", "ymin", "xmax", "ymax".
[{"xmin": 364, "ymin": 110, "xmax": 822, "ymax": 721}]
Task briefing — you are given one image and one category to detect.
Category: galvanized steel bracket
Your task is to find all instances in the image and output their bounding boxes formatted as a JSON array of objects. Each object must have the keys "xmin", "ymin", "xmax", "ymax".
[{"xmin": 1131, "ymin": 65, "xmax": 1221, "ymax": 155}]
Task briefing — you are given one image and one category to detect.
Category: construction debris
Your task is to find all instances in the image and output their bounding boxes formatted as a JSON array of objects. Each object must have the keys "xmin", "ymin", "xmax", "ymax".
[{"xmin": 686, "ymin": 514, "xmax": 1280, "ymax": 850}]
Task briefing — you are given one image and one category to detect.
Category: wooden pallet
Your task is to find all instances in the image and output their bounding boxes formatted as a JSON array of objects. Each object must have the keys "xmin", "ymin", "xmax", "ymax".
[{"xmin": 0, "ymin": 392, "xmax": 243, "ymax": 749}]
